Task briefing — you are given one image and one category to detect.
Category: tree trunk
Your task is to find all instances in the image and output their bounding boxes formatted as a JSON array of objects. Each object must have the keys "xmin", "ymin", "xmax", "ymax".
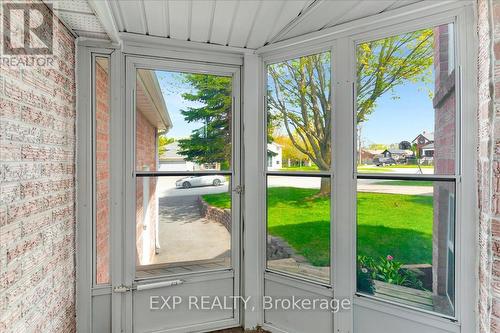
[{"xmin": 318, "ymin": 177, "xmax": 331, "ymax": 196}]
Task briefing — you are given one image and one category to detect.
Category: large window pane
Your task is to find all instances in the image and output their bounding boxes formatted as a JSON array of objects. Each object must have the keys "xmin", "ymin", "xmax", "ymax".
[
  {"xmin": 267, "ymin": 52, "xmax": 331, "ymax": 173},
  {"xmin": 135, "ymin": 69, "xmax": 232, "ymax": 172},
  {"xmin": 356, "ymin": 179, "xmax": 455, "ymax": 316},
  {"xmin": 266, "ymin": 175, "xmax": 331, "ymax": 283},
  {"xmin": 356, "ymin": 24, "xmax": 455, "ymax": 175},
  {"xmin": 136, "ymin": 176, "xmax": 232, "ymax": 278},
  {"xmin": 94, "ymin": 56, "xmax": 110, "ymax": 285}
]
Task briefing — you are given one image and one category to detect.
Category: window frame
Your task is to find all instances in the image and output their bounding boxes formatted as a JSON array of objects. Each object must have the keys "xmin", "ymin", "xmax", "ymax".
[
  {"xmin": 263, "ymin": 46, "xmax": 335, "ymax": 286},
  {"xmin": 351, "ymin": 16, "xmax": 461, "ymax": 321},
  {"xmin": 92, "ymin": 53, "xmax": 112, "ymax": 287},
  {"xmin": 124, "ymin": 56, "xmax": 242, "ymax": 281},
  {"xmin": 258, "ymin": 3, "xmax": 476, "ymax": 332}
]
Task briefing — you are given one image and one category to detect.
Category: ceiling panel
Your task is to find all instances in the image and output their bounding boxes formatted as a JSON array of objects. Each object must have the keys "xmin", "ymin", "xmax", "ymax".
[
  {"xmin": 228, "ymin": 0, "xmax": 261, "ymax": 48},
  {"xmin": 169, "ymin": 0, "xmax": 191, "ymax": 41},
  {"xmin": 264, "ymin": 0, "xmax": 312, "ymax": 45},
  {"xmin": 277, "ymin": 1, "xmax": 360, "ymax": 42},
  {"xmin": 116, "ymin": 1, "xmax": 146, "ymax": 34},
  {"xmin": 190, "ymin": 0, "xmax": 215, "ymax": 43},
  {"xmin": 54, "ymin": 0, "xmax": 425, "ymax": 48},
  {"xmin": 333, "ymin": 0, "xmax": 395, "ymax": 26},
  {"xmin": 245, "ymin": 0, "xmax": 286, "ymax": 49},
  {"xmin": 210, "ymin": 0, "xmax": 239, "ymax": 45},
  {"xmin": 143, "ymin": 0, "xmax": 168, "ymax": 37}
]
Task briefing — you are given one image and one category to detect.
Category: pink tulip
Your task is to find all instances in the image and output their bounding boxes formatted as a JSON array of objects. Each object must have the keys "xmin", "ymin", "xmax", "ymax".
[{"xmin": 386, "ymin": 255, "xmax": 394, "ymax": 261}]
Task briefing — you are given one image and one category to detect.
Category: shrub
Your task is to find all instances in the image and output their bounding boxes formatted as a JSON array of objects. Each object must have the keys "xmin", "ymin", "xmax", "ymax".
[{"xmin": 357, "ymin": 255, "xmax": 425, "ymax": 291}]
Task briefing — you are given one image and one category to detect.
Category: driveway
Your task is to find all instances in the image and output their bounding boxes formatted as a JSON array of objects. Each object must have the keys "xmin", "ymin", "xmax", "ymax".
[
  {"xmin": 152, "ymin": 177, "xmax": 231, "ymax": 265},
  {"xmin": 268, "ymin": 176, "xmax": 433, "ymax": 195}
]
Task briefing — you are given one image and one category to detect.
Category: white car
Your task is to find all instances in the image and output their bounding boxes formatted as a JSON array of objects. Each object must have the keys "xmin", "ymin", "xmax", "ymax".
[{"xmin": 175, "ymin": 175, "xmax": 226, "ymax": 189}]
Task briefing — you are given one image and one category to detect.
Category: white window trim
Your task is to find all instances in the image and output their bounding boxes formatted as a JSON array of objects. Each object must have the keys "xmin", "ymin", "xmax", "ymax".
[{"xmin": 257, "ymin": 2, "xmax": 477, "ymax": 333}]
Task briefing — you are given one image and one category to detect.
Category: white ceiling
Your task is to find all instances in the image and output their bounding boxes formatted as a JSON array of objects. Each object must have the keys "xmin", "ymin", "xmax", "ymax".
[{"xmin": 49, "ymin": 0, "xmax": 423, "ymax": 48}]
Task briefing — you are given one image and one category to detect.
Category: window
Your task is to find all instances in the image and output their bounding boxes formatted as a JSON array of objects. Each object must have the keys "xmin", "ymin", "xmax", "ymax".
[
  {"xmin": 355, "ymin": 24, "xmax": 456, "ymax": 317},
  {"xmin": 94, "ymin": 55, "xmax": 110, "ymax": 285},
  {"xmin": 134, "ymin": 69, "xmax": 235, "ymax": 277},
  {"xmin": 266, "ymin": 51, "xmax": 332, "ymax": 283}
]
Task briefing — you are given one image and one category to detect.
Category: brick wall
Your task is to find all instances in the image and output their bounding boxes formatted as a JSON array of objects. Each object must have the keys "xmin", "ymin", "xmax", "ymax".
[
  {"xmin": 488, "ymin": 0, "xmax": 500, "ymax": 330},
  {"xmin": 478, "ymin": 0, "xmax": 499, "ymax": 331},
  {"xmin": 95, "ymin": 59, "xmax": 110, "ymax": 284},
  {"xmin": 135, "ymin": 109, "xmax": 158, "ymax": 265},
  {"xmin": 431, "ymin": 24, "xmax": 457, "ymax": 305},
  {"xmin": 0, "ymin": 2, "xmax": 76, "ymax": 332}
]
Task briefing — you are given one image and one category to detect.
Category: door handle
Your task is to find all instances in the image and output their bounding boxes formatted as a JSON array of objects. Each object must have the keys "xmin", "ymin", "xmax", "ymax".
[
  {"xmin": 113, "ymin": 284, "xmax": 135, "ymax": 293},
  {"xmin": 232, "ymin": 185, "xmax": 244, "ymax": 194},
  {"xmin": 136, "ymin": 279, "xmax": 184, "ymax": 291},
  {"xmin": 113, "ymin": 279, "xmax": 184, "ymax": 293}
]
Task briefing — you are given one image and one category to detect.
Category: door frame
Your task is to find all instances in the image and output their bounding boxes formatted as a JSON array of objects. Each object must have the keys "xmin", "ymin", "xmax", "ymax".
[{"xmin": 122, "ymin": 55, "xmax": 242, "ymax": 332}]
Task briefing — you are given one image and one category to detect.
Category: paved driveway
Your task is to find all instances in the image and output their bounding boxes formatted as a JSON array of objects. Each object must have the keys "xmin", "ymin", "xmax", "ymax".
[
  {"xmin": 152, "ymin": 177, "xmax": 231, "ymax": 265},
  {"xmin": 267, "ymin": 176, "xmax": 433, "ymax": 195}
]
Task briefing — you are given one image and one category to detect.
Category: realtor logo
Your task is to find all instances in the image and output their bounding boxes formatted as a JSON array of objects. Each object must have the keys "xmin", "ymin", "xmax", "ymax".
[{"xmin": 2, "ymin": 2, "xmax": 53, "ymax": 55}]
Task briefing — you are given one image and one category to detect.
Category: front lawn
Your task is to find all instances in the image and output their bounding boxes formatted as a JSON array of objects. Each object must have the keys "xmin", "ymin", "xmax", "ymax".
[{"xmin": 202, "ymin": 187, "xmax": 433, "ymax": 267}]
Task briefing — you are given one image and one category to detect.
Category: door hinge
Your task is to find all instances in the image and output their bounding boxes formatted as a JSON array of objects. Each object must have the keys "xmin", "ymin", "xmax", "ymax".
[
  {"xmin": 113, "ymin": 284, "xmax": 134, "ymax": 293},
  {"xmin": 233, "ymin": 185, "xmax": 244, "ymax": 195}
]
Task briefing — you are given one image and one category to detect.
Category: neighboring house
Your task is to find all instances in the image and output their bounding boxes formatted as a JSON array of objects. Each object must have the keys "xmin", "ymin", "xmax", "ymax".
[
  {"xmin": 159, "ymin": 142, "xmax": 196, "ymax": 171},
  {"xmin": 380, "ymin": 149, "xmax": 414, "ymax": 163},
  {"xmin": 135, "ymin": 69, "xmax": 172, "ymax": 266},
  {"xmin": 360, "ymin": 149, "xmax": 383, "ymax": 164},
  {"xmin": 267, "ymin": 143, "xmax": 283, "ymax": 170},
  {"xmin": 412, "ymin": 131, "xmax": 434, "ymax": 157},
  {"xmin": 421, "ymin": 142, "xmax": 435, "ymax": 158},
  {"xmin": 158, "ymin": 142, "xmax": 222, "ymax": 171}
]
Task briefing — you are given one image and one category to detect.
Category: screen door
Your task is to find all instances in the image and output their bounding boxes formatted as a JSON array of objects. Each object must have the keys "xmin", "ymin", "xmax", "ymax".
[{"xmin": 122, "ymin": 57, "xmax": 241, "ymax": 332}]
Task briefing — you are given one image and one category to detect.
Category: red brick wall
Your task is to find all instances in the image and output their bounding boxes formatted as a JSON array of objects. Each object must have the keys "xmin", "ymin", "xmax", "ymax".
[
  {"xmin": 95, "ymin": 59, "xmax": 110, "ymax": 284},
  {"xmin": 431, "ymin": 25, "xmax": 457, "ymax": 301},
  {"xmin": 135, "ymin": 110, "xmax": 158, "ymax": 265},
  {"xmin": 0, "ymin": 2, "xmax": 76, "ymax": 332}
]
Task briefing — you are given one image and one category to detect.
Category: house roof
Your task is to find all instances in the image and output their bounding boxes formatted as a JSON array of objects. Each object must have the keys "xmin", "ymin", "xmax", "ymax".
[
  {"xmin": 383, "ymin": 149, "xmax": 414, "ymax": 155},
  {"xmin": 159, "ymin": 142, "xmax": 185, "ymax": 161},
  {"xmin": 412, "ymin": 131, "xmax": 434, "ymax": 143},
  {"xmin": 136, "ymin": 69, "xmax": 172, "ymax": 131}
]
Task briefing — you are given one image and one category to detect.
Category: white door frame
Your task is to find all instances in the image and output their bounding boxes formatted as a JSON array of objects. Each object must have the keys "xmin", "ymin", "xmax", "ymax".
[{"xmin": 122, "ymin": 55, "xmax": 242, "ymax": 333}]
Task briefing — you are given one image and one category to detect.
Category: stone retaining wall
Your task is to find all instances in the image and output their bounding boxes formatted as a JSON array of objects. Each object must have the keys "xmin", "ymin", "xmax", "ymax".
[
  {"xmin": 267, "ymin": 236, "xmax": 294, "ymax": 260},
  {"xmin": 198, "ymin": 197, "xmax": 232, "ymax": 232}
]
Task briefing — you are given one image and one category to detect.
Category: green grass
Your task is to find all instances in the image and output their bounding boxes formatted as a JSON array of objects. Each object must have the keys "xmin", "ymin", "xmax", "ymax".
[
  {"xmin": 374, "ymin": 180, "xmax": 434, "ymax": 186},
  {"xmin": 202, "ymin": 192, "xmax": 231, "ymax": 209},
  {"xmin": 202, "ymin": 188, "xmax": 433, "ymax": 267}
]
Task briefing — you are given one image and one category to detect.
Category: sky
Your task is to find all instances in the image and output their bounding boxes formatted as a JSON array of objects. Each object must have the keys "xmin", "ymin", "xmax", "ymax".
[
  {"xmin": 360, "ymin": 80, "xmax": 434, "ymax": 147},
  {"xmin": 155, "ymin": 70, "xmax": 205, "ymax": 139},
  {"xmin": 155, "ymin": 68, "xmax": 435, "ymax": 146}
]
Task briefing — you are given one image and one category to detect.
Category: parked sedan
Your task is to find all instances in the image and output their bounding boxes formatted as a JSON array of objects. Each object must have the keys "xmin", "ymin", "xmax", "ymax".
[
  {"xmin": 373, "ymin": 156, "xmax": 396, "ymax": 166},
  {"xmin": 175, "ymin": 175, "xmax": 226, "ymax": 189}
]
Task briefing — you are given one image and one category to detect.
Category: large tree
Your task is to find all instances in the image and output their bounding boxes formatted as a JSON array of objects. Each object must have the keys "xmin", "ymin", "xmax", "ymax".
[
  {"xmin": 177, "ymin": 74, "xmax": 232, "ymax": 170},
  {"xmin": 267, "ymin": 29, "xmax": 433, "ymax": 195},
  {"xmin": 274, "ymin": 135, "xmax": 310, "ymax": 167}
]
